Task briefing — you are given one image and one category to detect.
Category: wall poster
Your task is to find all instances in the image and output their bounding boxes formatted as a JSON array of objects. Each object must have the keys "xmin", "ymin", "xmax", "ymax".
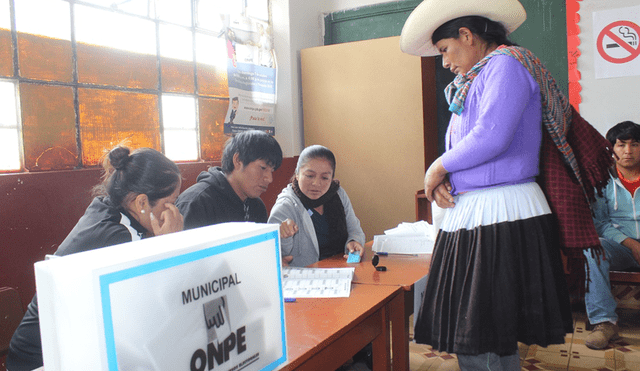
[
  {"xmin": 593, "ymin": 5, "xmax": 640, "ymax": 79},
  {"xmin": 223, "ymin": 14, "xmax": 277, "ymax": 135}
]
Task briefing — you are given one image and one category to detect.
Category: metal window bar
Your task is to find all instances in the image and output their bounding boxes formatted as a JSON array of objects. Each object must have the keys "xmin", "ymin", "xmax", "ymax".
[{"xmin": 2, "ymin": 0, "xmax": 257, "ymax": 171}]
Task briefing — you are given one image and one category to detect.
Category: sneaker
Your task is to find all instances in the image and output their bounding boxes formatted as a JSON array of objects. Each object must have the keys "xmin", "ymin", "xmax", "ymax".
[{"xmin": 585, "ymin": 322, "xmax": 619, "ymax": 350}]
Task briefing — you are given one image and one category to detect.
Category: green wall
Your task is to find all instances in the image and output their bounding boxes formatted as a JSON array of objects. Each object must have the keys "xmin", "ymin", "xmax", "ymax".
[
  {"xmin": 324, "ymin": 0, "xmax": 422, "ymax": 44},
  {"xmin": 324, "ymin": 0, "xmax": 567, "ymax": 93}
]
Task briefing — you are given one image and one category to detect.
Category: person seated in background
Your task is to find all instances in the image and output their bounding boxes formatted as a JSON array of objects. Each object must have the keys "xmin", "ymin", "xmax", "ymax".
[
  {"xmin": 6, "ymin": 146, "xmax": 183, "ymax": 371},
  {"xmin": 268, "ymin": 145, "xmax": 365, "ymax": 267},
  {"xmin": 176, "ymin": 130, "xmax": 284, "ymax": 229},
  {"xmin": 585, "ymin": 120, "xmax": 640, "ymax": 350}
]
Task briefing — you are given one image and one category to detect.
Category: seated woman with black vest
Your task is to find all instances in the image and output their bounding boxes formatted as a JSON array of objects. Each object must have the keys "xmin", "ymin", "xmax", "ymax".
[
  {"xmin": 7, "ymin": 145, "xmax": 183, "ymax": 371},
  {"xmin": 268, "ymin": 145, "xmax": 365, "ymax": 267}
]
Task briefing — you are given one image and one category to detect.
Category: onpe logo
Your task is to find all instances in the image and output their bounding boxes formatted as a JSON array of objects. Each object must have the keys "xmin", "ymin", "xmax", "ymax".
[
  {"xmin": 191, "ymin": 295, "xmax": 249, "ymax": 371},
  {"xmin": 203, "ymin": 296, "xmax": 231, "ymax": 343}
]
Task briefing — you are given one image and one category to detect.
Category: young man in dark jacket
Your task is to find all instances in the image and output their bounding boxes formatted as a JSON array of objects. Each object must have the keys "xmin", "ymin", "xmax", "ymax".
[{"xmin": 176, "ymin": 130, "xmax": 283, "ymax": 230}]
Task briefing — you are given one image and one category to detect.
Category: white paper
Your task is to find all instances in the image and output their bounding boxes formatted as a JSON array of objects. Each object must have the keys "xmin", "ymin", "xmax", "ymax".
[
  {"xmin": 281, "ymin": 267, "xmax": 354, "ymax": 298},
  {"xmin": 383, "ymin": 220, "xmax": 438, "ymax": 240},
  {"xmin": 374, "ymin": 219, "xmax": 438, "ymax": 254},
  {"xmin": 371, "ymin": 234, "xmax": 435, "ymax": 254}
]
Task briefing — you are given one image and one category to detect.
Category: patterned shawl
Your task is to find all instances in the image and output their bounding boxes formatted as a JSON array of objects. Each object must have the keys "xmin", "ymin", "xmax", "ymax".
[{"xmin": 445, "ymin": 45, "xmax": 613, "ymax": 297}]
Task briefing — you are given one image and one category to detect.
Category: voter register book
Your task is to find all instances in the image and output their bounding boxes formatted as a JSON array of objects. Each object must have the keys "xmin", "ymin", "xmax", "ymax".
[{"xmin": 35, "ymin": 222, "xmax": 287, "ymax": 371}]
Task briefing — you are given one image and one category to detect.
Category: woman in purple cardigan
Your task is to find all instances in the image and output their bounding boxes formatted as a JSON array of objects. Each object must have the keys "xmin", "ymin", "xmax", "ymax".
[{"xmin": 400, "ymin": 0, "xmax": 574, "ymax": 369}]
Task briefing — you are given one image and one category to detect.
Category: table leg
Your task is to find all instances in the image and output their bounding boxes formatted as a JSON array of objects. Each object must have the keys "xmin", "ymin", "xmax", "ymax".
[
  {"xmin": 390, "ymin": 289, "xmax": 410, "ymax": 371},
  {"xmin": 371, "ymin": 293, "xmax": 393, "ymax": 371}
]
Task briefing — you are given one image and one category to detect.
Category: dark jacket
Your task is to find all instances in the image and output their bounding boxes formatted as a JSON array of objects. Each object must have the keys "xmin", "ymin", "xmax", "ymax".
[
  {"xmin": 176, "ymin": 167, "xmax": 267, "ymax": 230},
  {"xmin": 7, "ymin": 197, "xmax": 145, "ymax": 371}
]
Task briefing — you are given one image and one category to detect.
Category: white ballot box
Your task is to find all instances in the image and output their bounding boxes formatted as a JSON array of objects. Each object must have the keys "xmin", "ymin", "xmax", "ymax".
[{"xmin": 35, "ymin": 222, "xmax": 286, "ymax": 371}]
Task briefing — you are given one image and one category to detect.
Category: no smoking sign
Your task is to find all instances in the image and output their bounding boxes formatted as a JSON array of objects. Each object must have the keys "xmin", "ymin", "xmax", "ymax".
[{"xmin": 597, "ymin": 20, "xmax": 640, "ymax": 64}]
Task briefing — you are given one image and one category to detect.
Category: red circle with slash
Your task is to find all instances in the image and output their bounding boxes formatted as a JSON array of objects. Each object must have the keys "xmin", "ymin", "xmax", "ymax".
[{"xmin": 597, "ymin": 20, "xmax": 640, "ymax": 64}]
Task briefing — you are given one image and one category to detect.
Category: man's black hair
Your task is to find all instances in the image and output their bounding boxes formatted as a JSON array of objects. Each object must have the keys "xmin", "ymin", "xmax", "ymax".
[
  {"xmin": 606, "ymin": 121, "xmax": 640, "ymax": 147},
  {"xmin": 221, "ymin": 130, "xmax": 283, "ymax": 173}
]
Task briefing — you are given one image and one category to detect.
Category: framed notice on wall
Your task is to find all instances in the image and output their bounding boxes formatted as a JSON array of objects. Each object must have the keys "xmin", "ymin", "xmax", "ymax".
[
  {"xmin": 35, "ymin": 222, "xmax": 286, "ymax": 371},
  {"xmin": 593, "ymin": 4, "xmax": 640, "ymax": 79}
]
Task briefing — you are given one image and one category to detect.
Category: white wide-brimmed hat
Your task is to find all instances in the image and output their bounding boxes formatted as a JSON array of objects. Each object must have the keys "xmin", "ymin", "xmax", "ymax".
[{"xmin": 399, "ymin": 0, "xmax": 526, "ymax": 56}]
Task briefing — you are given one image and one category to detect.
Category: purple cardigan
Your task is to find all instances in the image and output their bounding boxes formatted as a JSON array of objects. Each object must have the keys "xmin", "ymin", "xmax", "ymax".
[{"xmin": 441, "ymin": 55, "xmax": 542, "ymax": 195}]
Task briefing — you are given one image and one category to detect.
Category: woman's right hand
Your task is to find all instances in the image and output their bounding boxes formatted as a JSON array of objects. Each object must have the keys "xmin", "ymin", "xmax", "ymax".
[
  {"xmin": 424, "ymin": 157, "xmax": 449, "ymax": 203},
  {"xmin": 282, "ymin": 255, "xmax": 294, "ymax": 266},
  {"xmin": 280, "ymin": 218, "xmax": 299, "ymax": 238},
  {"xmin": 433, "ymin": 180, "xmax": 455, "ymax": 209},
  {"xmin": 150, "ymin": 203, "xmax": 184, "ymax": 236}
]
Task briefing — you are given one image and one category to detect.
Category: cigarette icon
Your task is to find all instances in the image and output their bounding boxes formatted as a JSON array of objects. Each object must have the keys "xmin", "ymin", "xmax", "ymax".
[{"xmin": 607, "ymin": 41, "xmax": 638, "ymax": 48}]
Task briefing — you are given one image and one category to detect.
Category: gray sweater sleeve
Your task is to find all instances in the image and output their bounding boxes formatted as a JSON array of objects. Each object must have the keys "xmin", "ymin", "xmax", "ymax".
[
  {"xmin": 267, "ymin": 196, "xmax": 298, "ymax": 257},
  {"xmin": 338, "ymin": 187, "xmax": 366, "ymax": 249}
]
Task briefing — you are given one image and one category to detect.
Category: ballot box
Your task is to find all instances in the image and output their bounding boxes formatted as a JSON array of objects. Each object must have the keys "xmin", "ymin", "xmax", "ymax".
[{"xmin": 35, "ymin": 222, "xmax": 286, "ymax": 371}]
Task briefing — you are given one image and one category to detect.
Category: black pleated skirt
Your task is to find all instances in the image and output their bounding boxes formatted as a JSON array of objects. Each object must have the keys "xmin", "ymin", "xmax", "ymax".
[{"xmin": 414, "ymin": 183, "xmax": 573, "ymax": 356}]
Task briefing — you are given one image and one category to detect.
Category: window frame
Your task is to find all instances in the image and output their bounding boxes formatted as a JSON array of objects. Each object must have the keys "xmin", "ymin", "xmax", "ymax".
[{"xmin": 0, "ymin": 0, "xmax": 267, "ymax": 173}]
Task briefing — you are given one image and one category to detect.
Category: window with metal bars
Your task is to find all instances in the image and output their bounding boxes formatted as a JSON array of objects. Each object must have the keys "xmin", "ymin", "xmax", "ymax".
[{"xmin": 0, "ymin": 0, "xmax": 269, "ymax": 172}]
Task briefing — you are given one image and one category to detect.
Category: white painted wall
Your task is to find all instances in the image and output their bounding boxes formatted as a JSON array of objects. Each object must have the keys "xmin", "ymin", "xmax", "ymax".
[
  {"xmin": 578, "ymin": 0, "xmax": 640, "ymax": 136},
  {"xmin": 271, "ymin": 0, "xmax": 398, "ymax": 156}
]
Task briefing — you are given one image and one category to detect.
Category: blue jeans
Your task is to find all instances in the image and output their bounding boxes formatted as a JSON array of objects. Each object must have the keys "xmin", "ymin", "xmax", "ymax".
[
  {"xmin": 457, "ymin": 352, "xmax": 520, "ymax": 371},
  {"xmin": 584, "ymin": 238, "xmax": 640, "ymax": 324}
]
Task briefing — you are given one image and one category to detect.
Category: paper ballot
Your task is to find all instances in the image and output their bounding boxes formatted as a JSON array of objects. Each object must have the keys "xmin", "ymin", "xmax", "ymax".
[{"xmin": 282, "ymin": 267, "xmax": 354, "ymax": 298}]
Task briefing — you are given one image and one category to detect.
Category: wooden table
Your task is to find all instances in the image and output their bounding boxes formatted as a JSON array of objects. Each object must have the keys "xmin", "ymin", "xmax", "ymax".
[
  {"xmin": 35, "ymin": 287, "xmax": 402, "ymax": 371},
  {"xmin": 307, "ymin": 244, "xmax": 432, "ymax": 371},
  {"xmin": 32, "ymin": 250, "xmax": 422, "ymax": 371},
  {"xmin": 280, "ymin": 284, "xmax": 403, "ymax": 371},
  {"xmin": 31, "ymin": 286, "xmax": 401, "ymax": 371}
]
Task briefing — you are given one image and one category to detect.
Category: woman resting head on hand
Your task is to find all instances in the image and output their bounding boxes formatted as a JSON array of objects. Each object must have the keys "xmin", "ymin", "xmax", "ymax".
[
  {"xmin": 269, "ymin": 145, "xmax": 365, "ymax": 267},
  {"xmin": 95, "ymin": 146, "xmax": 184, "ymax": 236},
  {"xmin": 6, "ymin": 145, "xmax": 183, "ymax": 371}
]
